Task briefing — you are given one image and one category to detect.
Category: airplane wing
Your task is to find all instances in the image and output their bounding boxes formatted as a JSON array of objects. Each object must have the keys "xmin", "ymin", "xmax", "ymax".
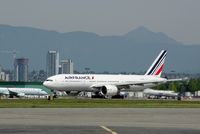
[
  {"xmin": 91, "ymin": 77, "xmax": 187, "ymax": 89},
  {"xmin": 165, "ymin": 77, "xmax": 188, "ymax": 82},
  {"xmin": 91, "ymin": 80, "xmax": 166, "ymax": 89}
]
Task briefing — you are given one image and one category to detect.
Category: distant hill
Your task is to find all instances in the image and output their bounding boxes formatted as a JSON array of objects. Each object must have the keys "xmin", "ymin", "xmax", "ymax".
[{"xmin": 0, "ymin": 24, "xmax": 200, "ymax": 73}]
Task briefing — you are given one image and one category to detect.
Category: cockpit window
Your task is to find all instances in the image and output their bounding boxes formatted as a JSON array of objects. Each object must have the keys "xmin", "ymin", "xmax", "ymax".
[{"xmin": 46, "ymin": 79, "xmax": 53, "ymax": 81}]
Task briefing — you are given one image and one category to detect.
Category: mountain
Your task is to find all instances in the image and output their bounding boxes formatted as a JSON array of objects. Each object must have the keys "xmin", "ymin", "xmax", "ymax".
[
  {"xmin": 0, "ymin": 24, "xmax": 200, "ymax": 73},
  {"xmin": 124, "ymin": 26, "xmax": 182, "ymax": 45}
]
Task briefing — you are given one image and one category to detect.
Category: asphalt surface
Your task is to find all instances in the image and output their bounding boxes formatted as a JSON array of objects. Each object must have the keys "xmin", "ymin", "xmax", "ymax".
[{"xmin": 0, "ymin": 108, "xmax": 199, "ymax": 134}]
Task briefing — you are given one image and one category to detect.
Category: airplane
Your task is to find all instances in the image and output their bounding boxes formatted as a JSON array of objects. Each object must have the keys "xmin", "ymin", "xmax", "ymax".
[
  {"xmin": 143, "ymin": 88, "xmax": 178, "ymax": 99},
  {"xmin": 0, "ymin": 87, "xmax": 48, "ymax": 98},
  {"xmin": 43, "ymin": 50, "xmax": 183, "ymax": 98}
]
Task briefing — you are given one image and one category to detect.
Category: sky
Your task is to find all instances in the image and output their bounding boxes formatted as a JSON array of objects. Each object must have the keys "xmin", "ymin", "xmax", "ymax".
[{"xmin": 0, "ymin": 0, "xmax": 200, "ymax": 44}]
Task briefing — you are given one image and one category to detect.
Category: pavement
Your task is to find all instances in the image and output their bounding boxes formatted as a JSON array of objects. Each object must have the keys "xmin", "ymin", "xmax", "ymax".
[{"xmin": 0, "ymin": 108, "xmax": 200, "ymax": 134}]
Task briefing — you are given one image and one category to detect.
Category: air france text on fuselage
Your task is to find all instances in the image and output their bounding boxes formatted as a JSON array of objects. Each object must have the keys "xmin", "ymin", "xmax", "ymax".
[{"xmin": 65, "ymin": 76, "xmax": 93, "ymax": 80}]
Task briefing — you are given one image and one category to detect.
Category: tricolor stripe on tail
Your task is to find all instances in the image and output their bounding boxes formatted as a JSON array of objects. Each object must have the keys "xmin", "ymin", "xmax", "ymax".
[{"xmin": 145, "ymin": 50, "xmax": 167, "ymax": 77}]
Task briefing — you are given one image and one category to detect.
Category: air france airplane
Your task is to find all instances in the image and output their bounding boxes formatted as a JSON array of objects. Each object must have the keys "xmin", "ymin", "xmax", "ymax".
[{"xmin": 43, "ymin": 50, "xmax": 181, "ymax": 97}]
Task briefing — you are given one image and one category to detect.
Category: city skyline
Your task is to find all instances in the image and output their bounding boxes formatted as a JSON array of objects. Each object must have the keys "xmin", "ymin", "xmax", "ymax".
[{"xmin": 0, "ymin": 50, "xmax": 75, "ymax": 82}]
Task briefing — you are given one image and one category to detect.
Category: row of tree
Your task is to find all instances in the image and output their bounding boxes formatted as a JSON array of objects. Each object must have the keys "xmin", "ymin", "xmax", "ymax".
[{"xmin": 156, "ymin": 78, "xmax": 200, "ymax": 93}]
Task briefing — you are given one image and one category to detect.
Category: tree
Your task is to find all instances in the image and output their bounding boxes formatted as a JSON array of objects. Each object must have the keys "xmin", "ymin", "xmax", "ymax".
[
  {"xmin": 188, "ymin": 79, "xmax": 200, "ymax": 92},
  {"xmin": 168, "ymin": 82, "xmax": 178, "ymax": 92},
  {"xmin": 188, "ymin": 79, "xmax": 194, "ymax": 92},
  {"xmin": 156, "ymin": 84, "xmax": 168, "ymax": 90}
]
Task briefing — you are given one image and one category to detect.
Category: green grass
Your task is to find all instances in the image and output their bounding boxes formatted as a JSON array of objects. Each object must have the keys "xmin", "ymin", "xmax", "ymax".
[{"xmin": 0, "ymin": 99, "xmax": 200, "ymax": 108}]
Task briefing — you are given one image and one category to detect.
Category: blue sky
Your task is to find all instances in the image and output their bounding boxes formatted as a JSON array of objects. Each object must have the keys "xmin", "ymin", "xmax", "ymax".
[{"xmin": 0, "ymin": 0, "xmax": 200, "ymax": 44}]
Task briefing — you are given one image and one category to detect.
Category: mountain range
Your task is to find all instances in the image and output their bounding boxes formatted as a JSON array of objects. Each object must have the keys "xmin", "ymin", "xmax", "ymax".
[{"xmin": 0, "ymin": 24, "xmax": 200, "ymax": 73}]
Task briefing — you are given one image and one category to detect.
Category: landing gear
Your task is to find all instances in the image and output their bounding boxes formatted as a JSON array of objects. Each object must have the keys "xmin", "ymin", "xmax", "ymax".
[
  {"xmin": 91, "ymin": 94, "xmax": 105, "ymax": 99},
  {"xmin": 48, "ymin": 95, "xmax": 54, "ymax": 100}
]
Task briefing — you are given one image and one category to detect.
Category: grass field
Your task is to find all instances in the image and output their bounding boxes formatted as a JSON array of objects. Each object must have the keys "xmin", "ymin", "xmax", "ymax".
[{"xmin": 0, "ymin": 99, "xmax": 200, "ymax": 108}]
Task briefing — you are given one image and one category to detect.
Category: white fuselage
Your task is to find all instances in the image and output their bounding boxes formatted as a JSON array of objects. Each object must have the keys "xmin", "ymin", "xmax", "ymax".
[
  {"xmin": 143, "ymin": 88, "xmax": 178, "ymax": 97},
  {"xmin": 0, "ymin": 87, "xmax": 48, "ymax": 96},
  {"xmin": 43, "ymin": 74, "xmax": 167, "ymax": 92}
]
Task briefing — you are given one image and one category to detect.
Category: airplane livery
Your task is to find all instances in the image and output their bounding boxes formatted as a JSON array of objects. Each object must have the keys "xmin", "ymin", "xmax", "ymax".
[{"xmin": 43, "ymin": 50, "xmax": 181, "ymax": 97}]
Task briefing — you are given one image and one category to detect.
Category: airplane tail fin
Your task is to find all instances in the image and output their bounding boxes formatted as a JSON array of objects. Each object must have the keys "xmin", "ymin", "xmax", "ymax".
[{"xmin": 145, "ymin": 50, "xmax": 167, "ymax": 77}]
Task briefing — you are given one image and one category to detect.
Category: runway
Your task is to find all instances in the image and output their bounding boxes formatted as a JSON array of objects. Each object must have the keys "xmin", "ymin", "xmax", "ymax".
[{"xmin": 0, "ymin": 108, "xmax": 200, "ymax": 134}]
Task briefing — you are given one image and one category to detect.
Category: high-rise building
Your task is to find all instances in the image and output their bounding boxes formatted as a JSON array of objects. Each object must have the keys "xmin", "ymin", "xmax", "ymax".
[
  {"xmin": 0, "ymin": 65, "xmax": 10, "ymax": 81},
  {"xmin": 0, "ymin": 72, "xmax": 5, "ymax": 80},
  {"xmin": 14, "ymin": 58, "xmax": 29, "ymax": 81},
  {"xmin": 60, "ymin": 59, "xmax": 74, "ymax": 74},
  {"xmin": 46, "ymin": 51, "xmax": 59, "ymax": 77},
  {"xmin": 58, "ymin": 65, "xmax": 62, "ymax": 74},
  {"xmin": 0, "ymin": 72, "xmax": 9, "ymax": 81},
  {"xmin": 0, "ymin": 65, "xmax": 2, "ymax": 73}
]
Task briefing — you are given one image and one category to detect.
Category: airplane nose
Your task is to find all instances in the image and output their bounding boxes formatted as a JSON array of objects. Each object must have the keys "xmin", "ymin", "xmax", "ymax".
[{"xmin": 43, "ymin": 81, "xmax": 48, "ymax": 87}]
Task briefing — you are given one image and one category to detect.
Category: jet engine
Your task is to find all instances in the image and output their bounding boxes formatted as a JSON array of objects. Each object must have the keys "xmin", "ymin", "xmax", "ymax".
[
  {"xmin": 17, "ymin": 92, "xmax": 25, "ymax": 97},
  {"xmin": 100, "ymin": 85, "xmax": 118, "ymax": 96}
]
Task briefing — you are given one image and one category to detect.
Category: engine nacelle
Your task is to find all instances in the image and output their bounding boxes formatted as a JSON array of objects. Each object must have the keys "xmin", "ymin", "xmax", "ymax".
[{"xmin": 100, "ymin": 85, "xmax": 118, "ymax": 96}]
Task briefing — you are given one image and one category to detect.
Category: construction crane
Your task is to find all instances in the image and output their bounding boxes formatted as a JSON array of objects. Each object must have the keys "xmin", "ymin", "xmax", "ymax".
[{"xmin": 0, "ymin": 50, "xmax": 18, "ymax": 59}]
